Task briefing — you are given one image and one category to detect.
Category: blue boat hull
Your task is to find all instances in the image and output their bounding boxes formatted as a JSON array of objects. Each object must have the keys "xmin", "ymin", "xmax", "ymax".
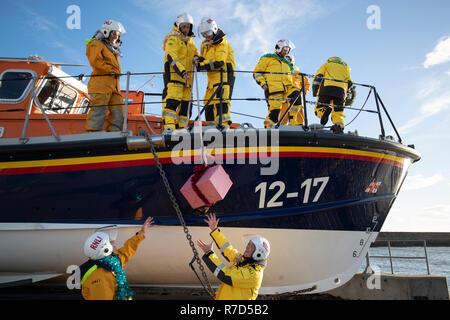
[
  {"xmin": 0, "ymin": 130, "xmax": 419, "ymax": 233},
  {"xmin": 0, "ymin": 129, "xmax": 421, "ymax": 292}
]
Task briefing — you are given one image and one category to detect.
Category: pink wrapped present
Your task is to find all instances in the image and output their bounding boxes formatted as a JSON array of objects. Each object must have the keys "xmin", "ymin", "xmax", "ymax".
[{"xmin": 180, "ymin": 165, "xmax": 233, "ymax": 209}]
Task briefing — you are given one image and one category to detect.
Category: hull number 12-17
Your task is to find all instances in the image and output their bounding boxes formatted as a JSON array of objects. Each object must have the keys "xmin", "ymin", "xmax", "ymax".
[{"xmin": 255, "ymin": 177, "xmax": 330, "ymax": 209}]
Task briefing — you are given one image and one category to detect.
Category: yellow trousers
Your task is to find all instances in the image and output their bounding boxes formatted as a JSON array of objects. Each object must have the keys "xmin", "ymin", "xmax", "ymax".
[
  {"xmin": 162, "ymin": 82, "xmax": 192, "ymax": 129},
  {"xmin": 314, "ymin": 95, "xmax": 345, "ymax": 128},
  {"xmin": 203, "ymin": 84, "xmax": 231, "ymax": 128},
  {"xmin": 280, "ymin": 102, "xmax": 304, "ymax": 125},
  {"xmin": 264, "ymin": 86, "xmax": 301, "ymax": 128}
]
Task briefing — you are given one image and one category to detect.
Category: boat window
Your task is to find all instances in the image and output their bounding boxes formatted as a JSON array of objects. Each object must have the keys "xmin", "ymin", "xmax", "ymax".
[
  {"xmin": 37, "ymin": 78, "xmax": 78, "ymax": 114},
  {"xmin": 76, "ymin": 97, "xmax": 90, "ymax": 114},
  {"xmin": 0, "ymin": 70, "xmax": 34, "ymax": 103}
]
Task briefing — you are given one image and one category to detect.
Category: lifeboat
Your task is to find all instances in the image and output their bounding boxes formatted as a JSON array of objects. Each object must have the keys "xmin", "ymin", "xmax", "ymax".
[{"xmin": 0, "ymin": 56, "xmax": 420, "ymax": 295}]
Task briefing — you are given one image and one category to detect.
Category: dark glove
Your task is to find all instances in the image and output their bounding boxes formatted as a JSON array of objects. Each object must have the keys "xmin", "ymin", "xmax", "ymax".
[
  {"xmin": 196, "ymin": 63, "xmax": 207, "ymax": 71},
  {"xmin": 312, "ymin": 75, "xmax": 322, "ymax": 97},
  {"xmin": 213, "ymin": 61, "xmax": 224, "ymax": 69},
  {"xmin": 312, "ymin": 84, "xmax": 319, "ymax": 97}
]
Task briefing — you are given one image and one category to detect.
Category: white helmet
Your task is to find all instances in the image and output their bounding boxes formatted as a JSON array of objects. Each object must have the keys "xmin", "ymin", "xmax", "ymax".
[
  {"xmin": 286, "ymin": 54, "xmax": 295, "ymax": 65},
  {"xmin": 175, "ymin": 13, "xmax": 194, "ymax": 30},
  {"xmin": 101, "ymin": 20, "xmax": 126, "ymax": 38},
  {"xmin": 198, "ymin": 17, "xmax": 218, "ymax": 37},
  {"xmin": 83, "ymin": 232, "xmax": 113, "ymax": 260},
  {"xmin": 249, "ymin": 236, "xmax": 270, "ymax": 261},
  {"xmin": 275, "ymin": 39, "xmax": 295, "ymax": 54}
]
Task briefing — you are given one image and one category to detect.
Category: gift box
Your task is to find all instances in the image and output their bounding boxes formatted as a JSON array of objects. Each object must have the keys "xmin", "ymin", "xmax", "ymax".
[{"xmin": 180, "ymin": 165, "xmax": 233, "ymax": 209}]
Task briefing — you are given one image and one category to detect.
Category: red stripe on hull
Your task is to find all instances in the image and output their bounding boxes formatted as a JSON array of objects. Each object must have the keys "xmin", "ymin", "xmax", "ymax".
[{"xmin": 0, "ymin": 151, "xmax": 403, "ymax": 175}]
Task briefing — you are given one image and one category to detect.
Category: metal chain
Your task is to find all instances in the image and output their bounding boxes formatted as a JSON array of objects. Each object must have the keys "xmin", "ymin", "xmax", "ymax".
[{"xmin": 144, "ymin": 133, "xmax": 215, "ymax": 298}]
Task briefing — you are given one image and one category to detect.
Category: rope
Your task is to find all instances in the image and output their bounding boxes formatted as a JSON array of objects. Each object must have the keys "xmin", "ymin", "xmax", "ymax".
[
  {"xmin": 343, "ymin": 87, "xmax": 373, "ymax": 128},
  {"xmin": 136, "ymin": 75, "xmax": 160, "ymax": 92}
]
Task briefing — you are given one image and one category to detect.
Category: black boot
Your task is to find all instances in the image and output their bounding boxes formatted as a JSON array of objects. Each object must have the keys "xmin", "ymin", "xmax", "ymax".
[
  {"xmin": 320, "ymin": 107, "xmax": 332, "ymax": 125},
  {"xmin": 330, "ymin": 124, "xmax": 344, "ymax": 134}
]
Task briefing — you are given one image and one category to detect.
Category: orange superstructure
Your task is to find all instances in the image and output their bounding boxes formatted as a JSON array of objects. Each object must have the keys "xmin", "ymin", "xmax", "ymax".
[{"xmin": 0, "ymin": 56, "xmax": 238, "ymax": 139}]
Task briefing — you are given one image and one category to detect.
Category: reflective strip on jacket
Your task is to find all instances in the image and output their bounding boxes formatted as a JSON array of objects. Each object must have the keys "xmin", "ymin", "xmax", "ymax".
[
  {"xmin": 253, "ymin": 53, "xmax": 294, "ymax": 95},
  {"xmin": 313, "ymin": 57, "xmax": 352, "ymax": 98},
  {"xmin": 202, "ymin": 228, "xmax": 264, "ymax": 300},
  {"xmin": 86, "ymin": 40, "xmax": 121, "ymax": 94},
  {"xmin": 163, "ymin": 25, "xmax": 198, "ymax": 87},
  {"xmin": 81, "ymin": 231, "xmax": 145, "ymax": 300},
  {"xmin": 199, "ymin": 31, "xmax": 235, "ymax": 88}
]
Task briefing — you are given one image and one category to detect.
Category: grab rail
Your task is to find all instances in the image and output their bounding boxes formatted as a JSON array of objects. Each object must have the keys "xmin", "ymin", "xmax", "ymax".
[
  {"xmin": 2, "ymin": 66, "xmax": 404, "ymax": 144},
  {"xmin": 364, "ymin": 239, "xmax": 431, "ymax": 275}
]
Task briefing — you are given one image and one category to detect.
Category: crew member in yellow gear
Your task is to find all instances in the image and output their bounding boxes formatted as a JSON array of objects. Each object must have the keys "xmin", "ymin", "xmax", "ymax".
[
  {"xmin": 197, "ymin": 18, "xmax": 236, "ymax": 129},
  {"xmin": 197, "ymin": 213, "xmax": 270, "ymax": 300},
  {"xmin": 280, "ymin": 54, "xmax": 310, "ymax": 125},
  {"xmin": 80, "ymin": 217, "xmax": 155, "ymax": 300},
  {"xmin": 312, "ymin": 57, "xmax": 353, "ymax": 134},
  {"xmin": 253, "ymin": 39, "xmax": 302, "ymax": 128},
  {"xmin": 162, "ymin": 13, "xmax": 199, "ymax": 130},
  {"xmin": 85, "ymin": 20, "xmax": 126, "ymax": 132}
]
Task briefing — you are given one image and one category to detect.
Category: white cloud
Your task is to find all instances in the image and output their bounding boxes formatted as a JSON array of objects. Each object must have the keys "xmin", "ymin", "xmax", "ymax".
[
  {"xmin": 47, "ymin": 41, "xmax": 85, "ymax": 64},
  {"xmin": 424, "ymin": 36, "xmax": 450, "ymax": 68},
  {"xmin": 416, "ymin": 79, "xmax": 441, "ymax": 99},
  {"xmin": 399, "ymin": 92, "xmax": 450, "ymax": 133},
  {"xmin": 402, "ymin": 173, "xmax": 444, "ymax": 191},
  {"xmin": 398, "ymin": 116, "xmax": 423, "ymax": 133},
  {"xmin": 422, "ymin": 204, "xmax": 450, "ymax": 219},
  {"xmin": 383, "ymin": 203, "xmax": 450, "ymax": 232},
  {"xmin": 130, "ymin": 0, "xmax": 322, "ymax": 69},
  {"xmin": 401, "ymin": 46, "xmax": 450, "ymax": 133},
  {"xmin": 420, "ymin": 94, "xmax": 450, "ymax": 115},
  {"xmin": 225, "ymin": 0, "xmax": 322, "ymax": 69},
  {"xmin": 118, "ymin": 11, "xmax": 163, "ymax": 56},
  {"xmin": 13, "ymin": 2, "xmax": 59, "ymax": 32}
]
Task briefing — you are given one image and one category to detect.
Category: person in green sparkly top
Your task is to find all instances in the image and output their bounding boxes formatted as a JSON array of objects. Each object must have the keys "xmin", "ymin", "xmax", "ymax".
[{"xmin": 81, "ymin": 216, "xmax": 154, "ymax": 300}]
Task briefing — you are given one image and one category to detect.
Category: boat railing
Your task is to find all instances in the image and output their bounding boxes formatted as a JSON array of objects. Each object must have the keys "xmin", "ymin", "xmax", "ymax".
[
  {"xmin": 1, "ymin": 66, "xmax": 405, "ymax": 145},
  {"xmin": 363, "ymin": 239, "xmax": 431, "ymax": 275},
  {"xmin": 20, "ymin": 75, "xmax": 61, "ymax": 143}
]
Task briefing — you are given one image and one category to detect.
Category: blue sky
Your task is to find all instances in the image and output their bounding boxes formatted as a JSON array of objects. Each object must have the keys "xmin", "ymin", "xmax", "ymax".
[{"xmin": 2, "ymin": 0, "xmax": 450, "ymax": 232}]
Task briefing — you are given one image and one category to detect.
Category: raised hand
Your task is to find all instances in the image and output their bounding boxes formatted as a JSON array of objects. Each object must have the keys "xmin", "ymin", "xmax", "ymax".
[
  {"xmin": 204, "ymin": 212, "xmax": 219, "ymax": 231},
  {"xmin": 197, "ymin": 239, "xmax": 214, "ymax": 253},
  {"xmin": 141, "ymin": 216, "xmax": 155, "ymax": 234}
]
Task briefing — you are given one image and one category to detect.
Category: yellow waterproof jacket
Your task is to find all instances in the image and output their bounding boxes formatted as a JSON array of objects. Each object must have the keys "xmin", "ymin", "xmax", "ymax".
[
  {"xmin": 312, "ymin": 57, "xmax": 352, "ymax": 98},
  {"xmin": 202, "ymin": 228, "xmax": 265, "ymax": 300},
  {"xmin": 292, "ymin": 67, "xmax": 310, "ymax": 93},
  {"xmin": 163, "ymin": 25, "xmax": 198, "ymax": 87},
  {"xmin": 254, "ymin": 53, "xmax": 294, "ymax": 95},
  {"xmin": 199, "ymin": 30, "xmax": 235, "ymax": 88},
  {"xmin": 86, "ymin": 40, "xmax": 121, "ymax": 94},
  {"xmin": 81, "ymin": 231, "xmax": 145, "ymax": 300}
]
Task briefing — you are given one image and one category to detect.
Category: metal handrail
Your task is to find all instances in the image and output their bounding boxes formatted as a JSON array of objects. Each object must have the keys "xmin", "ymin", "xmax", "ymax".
[
  {"xmin": 365, "ymin": 239, "xmax": 431, "ymax": 275},
  {"xmin": 7, "ymin": 65, "xmax": 402, "ymax": 144},
  {"xmin": 122, "ymin": 71, "xmax": 131, "ymax": 135}
]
